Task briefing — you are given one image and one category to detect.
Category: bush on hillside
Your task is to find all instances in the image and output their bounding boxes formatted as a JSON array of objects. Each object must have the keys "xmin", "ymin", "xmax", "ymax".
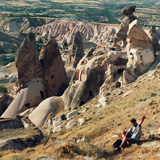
[{"xmin": 0, "ymin": 86, "xmax": 8, "ymax": 94}]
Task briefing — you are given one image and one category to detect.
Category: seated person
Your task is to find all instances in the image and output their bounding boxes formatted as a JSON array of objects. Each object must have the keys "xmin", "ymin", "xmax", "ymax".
[{"xmin": 115, "ymin": 115, "xmax": 146, "ymax": 151}]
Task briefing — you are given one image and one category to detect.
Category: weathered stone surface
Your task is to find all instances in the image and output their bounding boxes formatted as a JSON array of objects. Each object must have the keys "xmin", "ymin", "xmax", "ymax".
[
  {"xmin": 113, "ymin": 5, "xmax": 137, "ymax": 47},
  {"xmin": 0, "ymin": 117, "xmax": 43, "ymax": 151},
  {"xmin": 67, "ymin": 110, "xmax": 78, "ymax": 120},
  {"xmin": 29, "ymin": 96, "xmax": 64, "ymax": 129},
  {"xmin": 7, "ymin": 72, "xmax": 17, "ymax": 83},
  {"xmin": 15, "ymin": 33, "xmax": 43, "ymax": 88},
  {"xmin": 154, "ymin": 63, "xmax": 160, "ymax": 77},
  {"xmin": 27, "ymin": 20, "xmax": 116, "ymax": 46},
  {"xmin": 127, "ymin": 20, "xmax": 153, "ymax": 50},
  {"xmin": 63, "ymin": 48, "xmax": 107, "ymax": 110},
  {"xmin": 2, "ymin": 78, "xmax": 46, "ymax": 118},
  {"xmin": 31, "ymin": 158, "xmax": 55, "ymax": 160},
  {"xmin": 148, "ymin": 26, "xmax": 160, "ymax": 53},
  {"xmin": 66, "ymin": 120, "xmax": 77, "ymax": 129},
  {"xmin": 52, "ymin": 125, "xmax": 62, "ymax": 133},
  {"xmin": 121, "ymin": 5, "xmax": 136, "ymax": 16},
  {"xmin": 67, "ymin": 31, "xmax": 84, "ymax": 68},
  {"xmin": 123, "ymin": 20, "xmax": 155, "ymax": 84},
  {"xmin": 78, "ymin": 118, "xmax": 86, "ymax": 125},
  {"xmin": 0, "ymin": 118, "xmax": 24, "ymax": 130},
  {"xmin": 39, "ymin": 37, "xmax": 68, "ymax": 97},
  {"xmin": 0, "ymin": 94, "xmax": 12, "ymax": 116}
]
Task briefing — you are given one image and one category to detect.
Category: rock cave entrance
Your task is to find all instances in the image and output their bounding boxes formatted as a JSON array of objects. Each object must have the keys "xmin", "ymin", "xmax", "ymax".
[{"xmin": 40, "ymin": 91, "xmax": 45, "ymax": 99}]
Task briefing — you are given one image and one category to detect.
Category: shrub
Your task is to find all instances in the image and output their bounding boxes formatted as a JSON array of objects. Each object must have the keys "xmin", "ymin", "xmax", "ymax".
[{"xmin": 0, "ymin": 86, "xmax": 8, "ymax": 93}]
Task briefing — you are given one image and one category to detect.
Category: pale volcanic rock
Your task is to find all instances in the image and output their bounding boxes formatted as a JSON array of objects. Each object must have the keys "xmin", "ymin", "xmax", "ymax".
[
  {"xmin": 27, "ymin": 20, "xmax": 116, "ymax": 45},
  {"xmin": 0, "ymin": 94, "xmax": 12, "ymax": 116},
  {"xmin": 127, "ymin": 20, "xmax": 153, "ymax": 51},
  {"xmin": 52, "ymin": 125, "xmax": 62, "ymax": 133},
  {"xmin": 15, "ymin": 33, "xmax": 43, "ymax": 88},
  {"xmin": 113, "ymin": 5, "xmax": 137, "ymax": 47},
  {"xmin": 29, "ymin": 96, "xmax": 64, "ymax": 129},
  {"xmin": 39, "ymin": 37, "xmax": 68, "ymax": 97},
  {"xmin": 123, "ymin": 20, "xmax": 155, "ymax": 84},
  {"xmin": 68, "ymin": 31, "xmax": 84, "ymax": 68},
  {"xmin": 63, "ymin": 48, "xmax": 108, "ymax": 110},
  {"xmin": 2, "ymin": 78, "xmax": 46, "ymax": 118},
  {"xmin": 67, "ymin": 110, "xmax": 79, "ymax": 120},
  {"xmin": 66, "ymin": 120, "xmax": 77, "ymax": 129},
  {"xmin": 78, "ymin": 118, "xmax": 86, "ymax": 125}
]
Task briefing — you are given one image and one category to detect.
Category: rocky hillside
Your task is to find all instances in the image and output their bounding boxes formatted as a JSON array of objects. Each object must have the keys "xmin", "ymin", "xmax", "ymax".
[
  {"xmin": 1, "ymin": 6, "xmax": 160, "ymax": 159},
  {"xmin": 1, "ymin": 18, "xmax": 54, "ymax": 33},
  {"xmin": 27, "ymin": 20, "xmax": 116, "ymax": 45}
]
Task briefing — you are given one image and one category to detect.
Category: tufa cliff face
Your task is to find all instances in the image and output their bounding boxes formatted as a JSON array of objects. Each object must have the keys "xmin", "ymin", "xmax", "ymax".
[
  {"xmin": 27, "ymin": 20, "xmax": 116, "ymax": 45},
  {"xmin": 67, "ymin": 31, "xmax": 84, "ymax": 68},
  {"xmin": 39, "ymin": 37, "xmax": 68, "ymax": 97},
  {"xmin": 15, "ymin": 33, "xmax": 43, "ymax": 88}
]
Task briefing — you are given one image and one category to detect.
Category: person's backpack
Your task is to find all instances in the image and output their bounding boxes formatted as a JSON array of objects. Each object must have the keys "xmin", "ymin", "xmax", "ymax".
[{"xmin": 113, "ymin": 139, "xmax": 122, "ymax": 152}]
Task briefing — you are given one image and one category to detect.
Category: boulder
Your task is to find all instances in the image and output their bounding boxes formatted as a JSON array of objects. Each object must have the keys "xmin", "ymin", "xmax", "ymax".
[
  {"xmin": 67, "ymin": 110, "xmax": 78, "ymax": 120},
  {"xmin": 121, "ymin": 5, "xmax": 136, "ymax": 16},
  {"xmin": 66, "ymin": 120, "xmax": 77, "ymax": 129},
  {"xmin": 113, "ymin": 5, "xmax": 137, "ymax": 47},
  {"xmin": 78, "ymin": 118, "xmax": 86, "ymax": 125},
  {"xmin": 67, "ymin": 31, "xmax": 84, "ymax": 68},
  {"xmin": 52, "ymin": 125, "xmax": 62, "ymax": 133},
  {"xmin": 39, "ymin": 37, "xmax": 68, "ymax": 97}
]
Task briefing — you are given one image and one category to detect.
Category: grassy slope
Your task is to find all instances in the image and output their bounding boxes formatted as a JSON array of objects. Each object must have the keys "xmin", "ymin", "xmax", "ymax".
[{"xmin": 0, "ymin": 63, "xmax": 160, "ymax": 160}]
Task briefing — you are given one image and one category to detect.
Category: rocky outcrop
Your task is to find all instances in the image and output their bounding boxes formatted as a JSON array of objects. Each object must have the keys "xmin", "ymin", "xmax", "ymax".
[
  {"xmin": 15, "ymin": 33, "xmax": 43, "ymax": 88},
  {"xmin": 29, "ymin": 96, "xmax": 64, "ymax": 129},
  {"xmin": 27, "ymin": 20, "xmax": 116, "ymax": 45},
  {"xmin": 0, "ymin": 94, "xmax": 12, "ymax": 116},
  {"xmin": 68, "ymin": 31, "xmax": 84, "ymax": 68},
  {"xmin": 39, "ymin": 37, "xmax": 68, "ymax": 97},
  {"xmin": 113, "ymin": 5, "xmax": 137, "ymax": 47},
  {"xmin": 3, "ymin": 18, "xmax": 53, "ymax": 32},
  {"xmin": 2, "ymin": 33, "xmax": 46, "ymax": 118},
  {"xmin": 2, "ymin": 78, "xmax": 46, "ymax": 118},
  {"xmin": 148, "ymin": 26, "xmax": 160, "ymax": 53},
  {"xmin": 63, "ymin": 48, "xmax": 108, "ymax": 110},
  {"xmin": 0, "ymin": 117, "xmax": 43, "ymax": 151},
  {"xmin": 0, "ymin": 31, "xmax": 21, "ymax": 54},
  {"xmin": 123, "ymin": 20, "xmax": 155, "ymax": 84}
]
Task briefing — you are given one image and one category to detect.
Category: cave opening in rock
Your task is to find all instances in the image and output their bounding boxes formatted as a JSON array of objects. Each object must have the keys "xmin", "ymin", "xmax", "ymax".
[
  {"xmin": 89, "ymin": 90, "xmax": 93, "ymax": 97},
  {"xmin": 80, "ymin": 101, "xmax": 85, "ymax": 106},
  {"xmin": 40, "ymin": 91, "xmax": 45, "ymax": 99}
]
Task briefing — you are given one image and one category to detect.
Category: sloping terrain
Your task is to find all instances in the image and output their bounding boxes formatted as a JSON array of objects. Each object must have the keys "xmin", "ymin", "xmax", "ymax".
[{"xmin": 0, "ymin": 60, "xmax": 159, "ymax": 160}]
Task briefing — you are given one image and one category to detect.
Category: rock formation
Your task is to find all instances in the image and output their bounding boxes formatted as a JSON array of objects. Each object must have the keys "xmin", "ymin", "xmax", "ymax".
[
  {"xmin": 28, "ymin": 47, "xmax": 109, "ymax": 128},
  {"xmin": 100, "ymin": 19, "xmax": 155, "ymax": 93},
  {"xmin": 29, "ymin": 96, "xmax": 64, "ymax": 128},
  {"xmin": 0, "ymin": 94, "xmax": 12, "ymax": 116},
  {"xmin": 148, "ymin": 26, "xmax": 160, "ymax": 54},
  {"xmin": 39, "ymin": 37, "xmax": 68, "ymax": 97},
  {"xmin": 3, "ymin": 18, "xmax": 53, "ymax": 32},
  {"xmin": 27, "ymin": 20, "xmax": 116, "ymax": 45},
  {"xmin": 2, "ymin": 33, "xmax": 46, "ymax": 118},
  {"xmin": 123, "ymin": 20, "xmax": 155, "ymax": 84},
  {"xmin": 15, "ymin": 33, "xmax": 43, "ymax": 88},
  {"xmin": 67, "ymin": 31, "xmax": 84, "ymax": 68},
  {"xmin": 63, "ymin": 48, "xmax": 108, "ymax": 110},
  {"xmin": 113, "ymin": 5, "xmax": 137, "ymax": 47}
]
